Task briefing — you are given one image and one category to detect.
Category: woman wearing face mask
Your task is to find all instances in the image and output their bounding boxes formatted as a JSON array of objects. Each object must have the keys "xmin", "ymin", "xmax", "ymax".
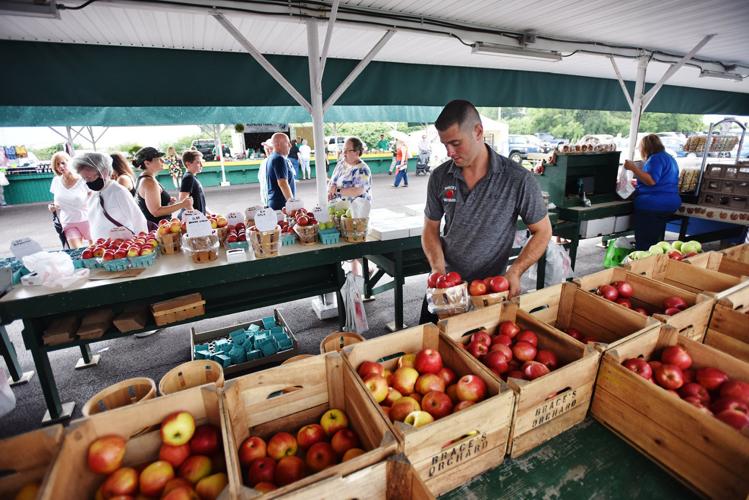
[
  {"xmin": 133, "ymin": 147, "xmax": 192, "ymax": 229},
  {"xmin": 72, "ymin": 152, "xmax": 148, "ymax": 241},
  {"xmin": 48, "ymin": 151, "xmax": 91, "ymax": 248}
]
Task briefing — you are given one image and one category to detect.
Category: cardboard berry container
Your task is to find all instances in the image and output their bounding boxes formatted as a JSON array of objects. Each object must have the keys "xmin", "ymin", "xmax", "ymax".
[
  {"xmin": 684, "ymin": 250, "xmax": 749, "ymax": 279},
  {"xmin": 591, "ymin": 326, "xmax": 749, "ymax": 499},
  {"xmin": 626, "ymin": 253, "xmax": 746, "ymax": 299},
  {"xmin": 221, "ymin": 352, "xmax": 397, "ymax": 498},
  {"xmin": 342, "ymin": 324, "xmax": 514, "ymax": 495},
  {"xmin": 573, "ymin": 268, "xmax": 713, "ymax": 343},
  {"xmin": 0, "ymin": 425, "xmax": 63, "ymax": 499},
  {"xmin": 518, "ymin": 281, "xmax": 661, "ymax": 351},
  {"xmin": 41, "ymin": 384, "xmax": 230, "ymax": 499},
  {"xmin": 438, "ymin": 301, "xmax": 600, "ymax": 458}
]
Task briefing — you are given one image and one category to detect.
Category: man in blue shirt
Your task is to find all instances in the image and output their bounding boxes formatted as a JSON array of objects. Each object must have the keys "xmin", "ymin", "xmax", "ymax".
[{"xmin": 266, "ymin": 133, "xmax": 296, "ymax": 210}]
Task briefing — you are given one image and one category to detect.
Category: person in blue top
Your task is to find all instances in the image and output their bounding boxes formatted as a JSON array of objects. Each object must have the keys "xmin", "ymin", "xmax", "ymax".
[
  {"xmin": 624, "ymin": 134, "xmax": 681, "ymax": 250},
  {"xmin": 265, "ymin": 132, "xmax": 296, "ymax": 210}
]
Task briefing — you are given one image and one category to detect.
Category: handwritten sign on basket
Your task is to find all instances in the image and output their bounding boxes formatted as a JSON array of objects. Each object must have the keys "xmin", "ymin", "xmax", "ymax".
[
  {"xmin": 254, "ymin": 208, "xmax": 278, "ymax": 232},
  {"xmin": 186, "ymin": 214, "xmax": 213, "ymax": 237},
  {"xmin": 312, "ymin": 205, "xmax": 329, "ymax": 223},
  {"xmin": 108, "ymin": 227, "xmax": 134, "ymax": 241},
  {"xmin": 285, "ymin": 199, "xmax": 304, "ymax": 214},
  {"xmin": 10, "ymin": 238, "xmax": 43, "ymax": 259},
  {"xmin": 227, "ymin": 211, "xmax": 244, "ymax": 226}
]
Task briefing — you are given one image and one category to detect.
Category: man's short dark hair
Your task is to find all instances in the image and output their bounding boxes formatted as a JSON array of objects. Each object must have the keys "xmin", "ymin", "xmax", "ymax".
[{"xmin": 435, "ymin": 100, "xmax": 481, "ymax": 132}]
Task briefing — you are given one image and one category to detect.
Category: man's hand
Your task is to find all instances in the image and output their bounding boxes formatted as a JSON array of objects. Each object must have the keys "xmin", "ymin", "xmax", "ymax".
[{"xmin": 505, "ymin": 268, "xmax": 522, "ymax": 298}]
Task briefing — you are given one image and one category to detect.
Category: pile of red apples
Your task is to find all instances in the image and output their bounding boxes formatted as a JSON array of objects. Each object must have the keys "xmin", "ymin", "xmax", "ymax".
[{"xmin": 597, "ymin": 280, "xmax": 689, "ymax": 316}]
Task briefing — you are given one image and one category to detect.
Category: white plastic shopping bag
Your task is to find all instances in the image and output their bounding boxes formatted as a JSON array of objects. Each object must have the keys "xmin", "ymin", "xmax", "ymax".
[
  {"xmin": 616, "ymin": 166, "xmax": 635, "ymax": 199},
  {"xmin": 0, "ymin": 365, "xmax": 16, "ymax": 417},
  {"xmin": 341, "ymin": 272, "xmax": 368, "ymax": 334}
]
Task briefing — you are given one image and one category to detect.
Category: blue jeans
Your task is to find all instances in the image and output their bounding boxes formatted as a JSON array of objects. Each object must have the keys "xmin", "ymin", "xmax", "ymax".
[{"xmin": 394, "ymin": 169, "xmax": 408, "ymax": 187}]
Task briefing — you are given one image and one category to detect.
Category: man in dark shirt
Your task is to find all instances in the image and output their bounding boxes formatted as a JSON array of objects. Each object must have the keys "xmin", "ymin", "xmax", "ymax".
[
  {"xmin": 266, "ymin": 133, "xmax": 296, "ymax": 210},
  {"xmin": 180, "ymin": 150, "xmax": 207, "ymax": 215},
  {"xmin": 288, "ymin": 139, "xmax": 300, "ymax": 179}
]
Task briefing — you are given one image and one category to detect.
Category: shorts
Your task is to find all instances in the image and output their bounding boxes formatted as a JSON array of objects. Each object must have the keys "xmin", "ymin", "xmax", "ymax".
[{"xmin": 63, "ymin": 221, "xmax": 92, "ymax": 242}]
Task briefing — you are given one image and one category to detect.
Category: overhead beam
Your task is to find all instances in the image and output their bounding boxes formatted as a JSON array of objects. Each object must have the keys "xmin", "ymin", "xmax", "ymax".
[
  {"xmin": 609, "ymin": 56, "xmax": 633, "ymax": 110},
  {"xmin": 319, "ymin": 0, "xmax": 340, "ymax": 74},
  {"xmin": 212, "ymin": 12, "xmax": 312, "ymax": 112},
  {"xmin": 323, "ymin": 30, "xmax": 395, "ymax": 112}
]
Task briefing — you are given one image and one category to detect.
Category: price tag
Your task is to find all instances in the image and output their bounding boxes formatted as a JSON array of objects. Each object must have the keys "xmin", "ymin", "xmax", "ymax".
[
  {"xmin": 312, "ymin": 205, "xmax": 329, "ymax": 223},
  {"xmin": 109, "ymin": 227, "xmax": 134, "ymax": 240},
  {"xmin": 181, "ymin": 209, "xmax": 201, "ymax": 222},
  {"xmin": 254, "ymin": 208, "xmax": 278, "ymax": 232},
  {"xmin": 245, "ymin": 205, "xmax": 262, "ymax": 220},
  {"xmin": 10, "ymin": 238, "xmax": 43, "ymax": 259},
  {"xmin": 186, "ymin": 214, "xmax": 213, "ymax": 237},
  {"xmin": 227, "ymin": 211, "xmax": 244, "ymax": 226},
  {"xmin": 285, "ymin": 199, "xmax": 304, "ymax": 214}
]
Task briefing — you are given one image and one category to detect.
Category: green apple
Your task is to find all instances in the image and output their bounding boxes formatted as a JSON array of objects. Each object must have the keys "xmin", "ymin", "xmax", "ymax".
[
  {"xmin": 404, "ymin": 410, "xmax": 434, "ymax": 428},
  {"xmin": 671, "ymin": 240, "xmax": 684, "ymax": 251},
  {"xmin": 657, "ymin": 241, "xmax": 672, "ymax": 252},
  {"xmin": 629, "ymin": 251, "xmax": 652, "ymax": 261},
  {"xmin": 648, "ymin": 244, "xmax": 666, "ymax": 255},
  {"xmin": 681, "ymin": 240, "xmax": 702, "ymax": 254}
]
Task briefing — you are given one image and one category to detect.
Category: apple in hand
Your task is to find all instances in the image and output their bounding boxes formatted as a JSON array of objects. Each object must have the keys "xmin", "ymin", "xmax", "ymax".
[
  {"xmin": 296, "ymin": 424, "xmax": 326, "ymax": 450},
  {"xmin": 320, "ymin": 409, "xmax": 349, "ymax": 436},
  {"xmin": 654, "ymin": 364, "xmax": 685, "ymax": 390},
  {"xmin": 414, "ymin": 348, "xmax": 443, "ymax": 374},
  {"xmin": 87, "ymin": 435, "xmax": 127, "ymax": 475},
  {"xmin": 267, "ymin": 432, "xmax": 298, "ymax": 460},
  {"xmin": 161, "ymin": 411, "xmax": 196, "ymax": 446},
  {"xmin": 238, "ymin": 436, "xmax": 266, "ymax": 467},
  {"xmin": 247, "ymin": 457, "xmax": 275, "ymax": 486},
  {"xmin": 421, "ymin": 391, "xmax": 454, "ymax": 419}
]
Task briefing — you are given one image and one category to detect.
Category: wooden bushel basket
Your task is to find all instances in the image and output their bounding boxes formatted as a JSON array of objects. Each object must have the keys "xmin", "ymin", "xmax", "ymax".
[
  {"xmin": 293, "ymin": 223, "xmax": 319, "ymax": 245},
  {"xmin": 340, "ymin": 216, "xmax": 368, "ymax": 242},
  {"xmin": 319, "ymin": 331, "xmax": 365, "ymax": 354},
  {"xmin": 81, "ymin": 377, "xmax": 156, "ymax": 417},
  {"xmin": 157, "ymin": 231, "xmax": 181, "ymax": 254},
  {"xmin": 158, "ymin": 359, "xmax": 225, "ymax": 396},
  {"xmin": 250, "ymin": 226, "xmax": 281, "ymax": 258}
]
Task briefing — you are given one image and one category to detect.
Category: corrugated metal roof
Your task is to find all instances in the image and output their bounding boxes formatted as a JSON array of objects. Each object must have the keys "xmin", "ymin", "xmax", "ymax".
[{"xmin": 1, "ymin": 0, "xmax": 747, "ymax": 94}]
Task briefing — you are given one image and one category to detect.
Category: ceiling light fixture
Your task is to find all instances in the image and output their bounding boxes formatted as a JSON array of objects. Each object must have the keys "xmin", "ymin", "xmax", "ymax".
[
  {"xmin": 0, "ymin": 0, "xmax": 59, "ymax": 19},
  {"xmin": 699, "ymin": 69, "xmax": 744, "ymax": 82},
  {"xmin": 471, "ymin": 42, "xmax": 562, "ymax": 62}
]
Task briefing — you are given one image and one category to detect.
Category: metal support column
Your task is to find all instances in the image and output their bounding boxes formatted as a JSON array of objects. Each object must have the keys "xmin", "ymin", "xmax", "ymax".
[
  {"xmin": 307, "ymin": 20, "xmax": 329, "ymax": 209},
  {"xmin": 75, "ymin": 343, "xmax": 100, "ymax": 369},
  {"xmin": 23, "ymin": 322, "xmax": 74, "ymax": 423}
]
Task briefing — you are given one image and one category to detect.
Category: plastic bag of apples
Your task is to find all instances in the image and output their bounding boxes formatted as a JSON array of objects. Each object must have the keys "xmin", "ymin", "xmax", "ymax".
[{"xmin": 426, "ymin": 271, "xmax": 470, "ymax": 317}]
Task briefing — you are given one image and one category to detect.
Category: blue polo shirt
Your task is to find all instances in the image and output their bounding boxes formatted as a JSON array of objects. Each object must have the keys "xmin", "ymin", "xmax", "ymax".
[
  {"xmin": 635, "ymin": 151, "xmax": 680, "ymax": 213},
  {"xmin": 266, "ymin": 152, "xmax": 296, "ymax": 210}
]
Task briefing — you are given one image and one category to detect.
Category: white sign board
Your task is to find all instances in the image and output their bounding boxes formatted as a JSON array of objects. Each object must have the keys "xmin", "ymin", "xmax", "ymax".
[
  {"xmin": 254, "ymin": 208, "xmax": 278, "ymax": 232},
  {"xmin": 109, "ymin": 227, "xmax": 134, "ymax": 241},
  {"xmin": 186, "ymin": 214, "xmax": 213, "ymax": 237},
  {"xmin": 245, "ymin": 205, "xmax": 263, "ymax": 220},
  {"xmin": 312, "ymin": 205, "xmax": 329, "ymax": 223},
  {"xmin": 10, "ymin": 238, "xmax": 43, "ymax": 260},
  {"xmin": 285, "ymin": 199, "xmax": 304, "ymax": 214},
  {"xmin": 227, "ymin": 211, "xmax": 244, "ymax": 227}
]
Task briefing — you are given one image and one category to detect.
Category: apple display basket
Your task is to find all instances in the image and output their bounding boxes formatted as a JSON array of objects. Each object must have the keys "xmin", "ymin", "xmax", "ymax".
[
  {"xmin": 470, "ymin": 291, "xmax": 509, "ymax": 308},
  {"xmin": 250, "ymin": 226, "xmax": 281, "ymax": 258},
  {"xmin": 293, "ymin": 222, "xmax": 320, "ymax": 245},
  {"xmin": 426, "ymin": 282, "xmax": 470, "ymax": 318},
  {"xmin": 182, "ymin": 234, "xmax": 220, "ymax": 263},
  {"xmin": 157, "ymin": 231, "xmax": 181, "ymax": 254},
  {"xmin": 128, "ymin": 250, "xmax": 158, "ymax": 269},
  {"xmin": 158, "ymin": 359, "xmax": 224, "ymax": 396},
  {"xmin": 221, "ymin": 353, "xmax": 397, "ymax": 498},
  {"xmin": 216, "ymin": 225, "xmax": 228, "ymax": 244},
  {"xmin": 319, "ymin": 228, "xmax": 341, "ymax": 245},
  {"xmin": 340, "ymin": 216, "xmax": 368, "ymax": 242},
  {"xmin": 81, "ymin": 376, "xmax": 157, "ymax": 417},
  {"xmin": 319, "ymin": 330, "xmax": 365, "ymax": 354},
  {"xmin": 101, "ymin": 257, "xmax": 129, "ymax": 272},
  {"xmin": 81, "ymin": 258, "xmax": 101, "ymax": 269},
  {"xmin": 0, "ymin": 425, "xmax": 64, "ymax": 500}
]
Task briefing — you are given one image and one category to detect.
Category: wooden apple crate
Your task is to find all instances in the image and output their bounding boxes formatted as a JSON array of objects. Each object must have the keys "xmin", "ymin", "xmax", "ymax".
[
  {"xmin": 157, "ymin": 230, "xmax": 181, "ymax": 254},
  {"xmin": 704, "ymin": 300, "xmax": 749, "ymax": 363},
  {"xmin": 721, "ymin": 242, "xmax": 749, "ymax": 263},
  {"xmin": 684, "ymin": 250, "xmax": 749, "ymax": 279},
  {"xmin": 273, "ymin": 454, "xmax": 434, "ymax": 500},
  {"xmin": 573, "ymin": 267, "xmax": 715, "ymax": 343},
  {"xmin": 221, "ymin": 353, "xmax": 397, "ymax": 499},
  {"xmin": 625, "ymin": 253, "xmax": 745, "ymax": 299},
  {"xmin": 0, "ymin": 425, "xmax": 63, "ymax": 499},
  {"xmin": 438, "ymin": 302, "xmax": 601, "ymax": 458},
  {"xmin": 470, "ymin": 290, "xmax": 509, "ymax": 308},
  {"xmin": 717, "ymin": 278, "xmax": 749, "ymax": 313},
  {"xmin": 151, "ymin": 292, "xmax": 206, "ymax": 326},
  {"xmin": 591, "ymin": 326, "xmax": 749, "ymax": 499},
  {"xmin": 342, "ymin": 324, "xmax": 514, "ymax": 495},
  {"xmin": 518, "ymin": 281, "xmax": 661, "ymax": 351},
  {"xmin": 41, "ymin": 384, "xmax": 229, "ymax": 500}
]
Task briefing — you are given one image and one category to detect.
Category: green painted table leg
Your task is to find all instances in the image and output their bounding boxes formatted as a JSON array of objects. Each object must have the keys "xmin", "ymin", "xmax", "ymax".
[
  {"xmin": 74, "ymin": 343, "xmax": 101, "ymax": 369},
  {"xmin": 0, "ymin": 324, "xmax": 34, "ymax": 385},
  {"xmin": 536, "ymin": 249, "xmax": 546, "ymax": 290},
  {"xmin": 569, "ymin": 224, "xmax": 581, "ymax": 270},
  {"xmin": 387, "ymin": 250, "xmax": 405, "ymax": 332},
  {"xmin": 362, "ymin": 257, "xmax": 374, "ymax": 301},
  {"xmin": 336, "ymin": 264, "xmax": 347, "ymax": 330}
]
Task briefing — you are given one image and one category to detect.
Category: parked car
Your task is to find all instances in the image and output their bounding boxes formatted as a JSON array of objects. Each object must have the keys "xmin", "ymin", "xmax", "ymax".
[
  {"xmin": 191, "ymin": 139, "xmax": 217, "ymax": 161},
  {"xmin": 578, "ymin": 134, "xmax": 616, "ymax": 146},
  {"xmin": 507, "ymin": 134, "xmax": 540, "ymax": 163},
  {"xmin": 534, "ymin": 132, "xmax": 556, "ymax": 153},
  {"xmin": 325, "ymin": 136, "xmax": 368, "ymax": 156}
]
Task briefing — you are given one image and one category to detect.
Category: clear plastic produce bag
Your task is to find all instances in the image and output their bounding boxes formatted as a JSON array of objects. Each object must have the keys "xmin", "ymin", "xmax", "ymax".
[
  {"xmin": 0, "ymin": 365, "xmax": 16, "ymax": 417},
  {"xmin": 341, "ymin": 272, "xmax": 368, "ymax": 334},
  {"xmin": 21, "ymin": 251, "xmax": 89, "ymax": 289},
  {"xmin": 426, "ymin": 282, "xmax": 470, "ymax": 316},
  {"xmin": 528, "ymin": 242, "xmax": 573, "ymax": 287}
]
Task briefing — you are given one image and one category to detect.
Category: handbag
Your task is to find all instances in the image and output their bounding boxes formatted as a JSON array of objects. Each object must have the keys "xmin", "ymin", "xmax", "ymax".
[{"xmin": 99, "ymin": 195, "xmax": 136, "ymax": 235}]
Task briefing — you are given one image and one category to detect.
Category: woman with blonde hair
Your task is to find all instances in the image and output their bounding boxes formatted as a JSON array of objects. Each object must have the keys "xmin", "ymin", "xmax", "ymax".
[
  {"xmin": 48, "ymin": 151, "xmax": 90, "ymax": 248},
  {"xmin": 110, "ymin": 152, "xmax": 136, "ymax": 196},
  {"xmin": 164, "ymin": 145, "xmax": 183, "ymax": 189}
]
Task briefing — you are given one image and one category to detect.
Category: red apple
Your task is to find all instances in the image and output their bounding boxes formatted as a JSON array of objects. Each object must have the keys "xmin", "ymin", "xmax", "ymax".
[
  {"xmin": 445, "ymin": 271, "xmax": 462, "ymax": 287},
  {"xmin": 696, "ymin": 367, "xmax": 728, "ymax": 391},
  {"xmin": 615, "ymin": 298, "xmax": 632, "ymax": 308},
  {"xmin": 357, "ymin": 361, "xmax": 384, "ymax": 380},
  {"xmin": 663, "ymin": 296, "xmax": 688, "ymax": 311},
  {"xmin": 274, "ymin": 456, "xmax": 305, "ymax": 487},
  {"xmin": 522, "ymin": 361, "xmax": 550, "ymax": 380},
  {"xmin": 140, "ymin": 460, "xmax": 175, "ymax": 497},
  {"xmin": 427, "ymin": 272, "xmax": 442, "ymax": 288},
  {"xmin": 483, "ymin": 351, "xmax": 510, "ymax": 376},
  {"xmin": 489, "ymin": 343, "xmax": 513, "ymax": 361},
  {"xmin": 435, "ymin": 275, "xmax": 450, "ymax": 289},
  {"xmin": 267, "ymin": 432, "xmax": 298, "ymax": 460},
  {"xmin": 683, "ymin": 368, "xmax": 696, "ymax": 384},
  {"xmin": 535, "ymin": 350, "xmax": 558, "ymax": 370},
  {"xmin": 654, "ymin": 364, "xmax": 685, "ymax": 390},
  {"xmin": 238, "ymin": 437, "xmax": 266, "ymax": 467},
  {"xmin": 679, "ymin": 382, "xmax": 710, "ymax": 404},
  {"xmin": 331, "ymin": 428, "xmax": 360, "ymax": 457},
  {"xmin": 468, "ymin": 280, "xmax": 488, "ymax": 296},
  {"xmin": 512, "ymin": 342, "xmax": 537, "ymax": 362},
  {"xmin": 598, "ymin": 284, "xmax": 619, "ymax": 301},
  {"xmin": 247, "ymin": 457, "xmax": 275, "ymax": 486},
  {"xmin": 415, "ymin": 373, "xmax": 446, "ymax": 395},
  {"xmin": 491, "ymin": 334, "xmax": 513, "ymax": 347},
  {"xmin": 391, "ymin": 367, "xmax": 419, "ymax": 395},
  {"xmin": 179, "ymin": 455, "xmax": 212, "ymax": 484},
  {"xmin": 507, "ymin": 370, "xmax": 525, "ymax": 380},
  {"xmin": 101, "ymin": 467, "xmax": 138, "ymax": 497},
  {"xmin": 466, "ymin": 340, "xmax": 488, "ymax": 359},
  {"xmin": 421, "ymin": 391, "xmax": 454, "ymax": 419},
  {"xmin": 716, "ymin": 409, "xmax": 749, "ymax": 431},
  {"xmin": 456, "ymin": 375, "xmax": 486, "ymax": 402},
  {"xmin": 612, "ymin": 280, "xmax": 634, "ymax": 298},
  {"xmin": 159, "ymin": 444, "xmax": 191, "ymax": 468},
  {"xmin": 445, "ymin": 385, "xmax": 459, "ymax": 404},
  {"xmin": 488, "ymin": 276, "xmax": 509, "ymax": 293},
  {"xmin": 622, "ymin": 358, "xmax": 652, "ymax": 380},
  {"xmin": 683, "ymin": 397, "xmax": 712, "ymax": 414},
  {"xmin": 454, "ymin": 401, "xmax": 475, "ymax": 412},
  {"xmin": 566, "ymin": 327, "xmax": 583, "ymax": 340},
  {"xmin": 389, "ymin": 397, "xmax": 421, "ymax": 421},
  {"xmin": 190, "ymin": 424, "xmax": 220, "ymax": 456},
  {"xmin": 498, "ymin": 321, "xmax": 520, "ymax": 338},
  {"xmin": 633, "ymin": 307, "xmax": 649, "ymax": 316},
  {"xmin": 436, "ymin": 367, "xmax": 457, "ymax": 386},
  {"xmin": 87, "ymin": 435, "xmax": 127, "ymax": 475},
  {"xmin": 305, "ymin": 442, "xmax": 337, "ymax": 473},
  {"xmin": 470, "ymin": 331, "xmax": 492, "ymax": 348},
  {"xmin": 296, "ymin": 424, "xmax": 326, "ymax": 450},
  {"xmin": 663, "ymin": 307, "xmax": 682, "ymax": 316},
  {"xmin": 254, "ymin": 482, "xmax": 277, "ymax": 493},
  {"xmin": 516, "ymin": 330, "xmax": 538, "ymax": 347},
  {"xmin": 660, "ymin": 346, "xmax": 692, "ymax": 371},
  {"xmin": 414, "ymin": 349, "xmax": 443, "ymax": 374},
  {"xmin": 710, "ymin": 397, "xmax": 748, "ymax": 415},
  {"xmin": 720, "ymin": 380, "xmax": 749, "ymax": 404}
]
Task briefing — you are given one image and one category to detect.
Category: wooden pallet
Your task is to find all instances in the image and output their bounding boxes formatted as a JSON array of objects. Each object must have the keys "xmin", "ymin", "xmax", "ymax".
[
  {"xmin": 0, "ymin": 425, "xmax": 63, "ymax": 499},
  {"xmin": 438, "ymin": 302, "xmax": 601, "ymax": 458},
  {"xmin": 221, "ymin": 353, "xmax": 397, "ymax": 499},
  {"xmin": 342, "ymin": 324, "xmax": 514, "ymax": 495},
  {"xmin": 591, "ymin": 326, "xmax": 749, "ymax": 499},
  {"xmin": 40, "ymin": 384, "xmax": 228, "ymax": 499},
  {"xmin": 573, "ymin": 268, "xmax": 714, "ymax": 343},
  {"xmin": 704, "ymin": 302, "xmax": 749, "ymax": 363}
]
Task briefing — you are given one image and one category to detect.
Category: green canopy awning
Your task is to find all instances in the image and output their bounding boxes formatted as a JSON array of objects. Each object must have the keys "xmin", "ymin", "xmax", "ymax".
[{"xmin": 1, "ymin": 41, "xmax": 748, "ymax": 126}]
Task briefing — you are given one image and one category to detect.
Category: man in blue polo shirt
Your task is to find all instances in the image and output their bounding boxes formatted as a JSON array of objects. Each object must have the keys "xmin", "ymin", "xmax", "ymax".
[
  {"xmin": 420, "ymin": 100, "xmax": 552, "ymax": 322},
  {"xmin": 266, "ymin": 133, "xmax": 296, "ymax": 210}
]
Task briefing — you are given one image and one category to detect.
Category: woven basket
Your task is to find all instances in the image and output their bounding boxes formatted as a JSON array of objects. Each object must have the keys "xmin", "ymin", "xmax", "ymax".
[
  {"xmin": 158, "ymin": 231, "xmax": 182, "ymax": 255},
  {"xmin": 158, "ymin": 360, "xmax": 224, "ymax": 396},
  {"xmin": 293, "ymin": 223, "xmax": 319, "ymax": 245},
  {"xmin": 319, "ymin": 331, "xmax": 365, "ymax": 354},
  {"xmin": 82, "ymin": 377, "xmax": 156, "ymax": 417},
  {"xmin": 340, "ymin": 216, "xmax": 368, "ymax": 242},
  {"xmin": 250, "ymin": 226, "xmax": 281, "ymax": 258}
]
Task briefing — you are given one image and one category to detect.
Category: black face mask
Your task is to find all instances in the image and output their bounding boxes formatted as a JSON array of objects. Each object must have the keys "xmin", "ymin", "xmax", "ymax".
[{"xmin": 86, "ymin": 177, "xmax": 105, "ymax": 191}]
